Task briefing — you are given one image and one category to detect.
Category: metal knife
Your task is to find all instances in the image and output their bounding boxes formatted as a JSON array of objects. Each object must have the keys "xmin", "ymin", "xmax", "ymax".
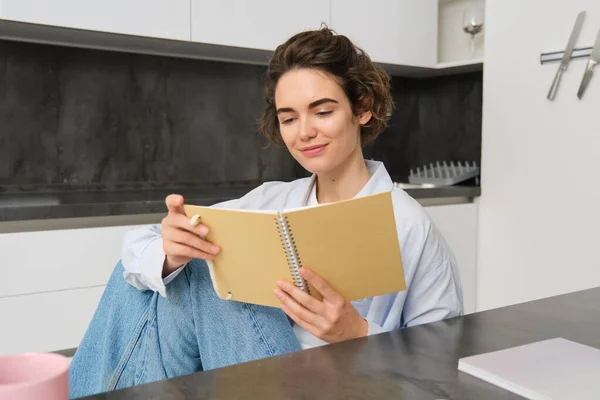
[
  {"xmin": 577, "ymin": 25, "xmax": 600, "ymax": 99},
  {"xmin": 548, "ymin": 11, "xmax": 586, "ymax": 100}
]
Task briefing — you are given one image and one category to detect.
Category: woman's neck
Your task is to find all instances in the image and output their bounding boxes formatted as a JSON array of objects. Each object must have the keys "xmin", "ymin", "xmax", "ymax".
[{"xmin": 315, "ymin": 149, "xmax": 371, "ymax": 204}]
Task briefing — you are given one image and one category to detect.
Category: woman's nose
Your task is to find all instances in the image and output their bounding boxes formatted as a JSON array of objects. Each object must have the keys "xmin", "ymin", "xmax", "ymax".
[{"xmin": 298, "ymin": 117, "xmax": 317, "ymax": 141}]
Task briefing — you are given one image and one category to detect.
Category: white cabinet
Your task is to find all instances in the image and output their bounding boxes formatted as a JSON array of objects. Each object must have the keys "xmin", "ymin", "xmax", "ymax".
[
  {"xmin": 330, "ymin": 0, "xmax": 438, "ymax": 67},
  {"xmin": 0, "ymin": 0, "xmax": 448, "ymax": 72},
  {"xmin": 424, "ymin": 202, "xmax": 478, "ymax": 314},
  {"xmin": 0, "ymin": 287, "xmax": 106, "ymax": 355},
  {"xmin": 0, "ymin": 0, "xmax": 191, "ymax": 40},
  {"xmin": 191, "ymin": 0, "xmax": 329, "ymax": 51},
  {"xmin": 0, "ymin": 224, "xmax": 139, "ymax": 354}
]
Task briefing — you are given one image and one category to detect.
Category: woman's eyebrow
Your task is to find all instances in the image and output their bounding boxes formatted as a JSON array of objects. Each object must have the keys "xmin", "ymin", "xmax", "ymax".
[
  {"xmin": 276, "ymin": 98, "xmax": 338, "ymax": 114},
  {"xmin": 308, "ymin": 98, "xmax": 338, "ymax": 108}
]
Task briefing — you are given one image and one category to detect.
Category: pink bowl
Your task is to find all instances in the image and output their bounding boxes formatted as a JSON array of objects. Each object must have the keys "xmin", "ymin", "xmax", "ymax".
[{"xmin": 0, "ymin": 353, "xmax": 69, "ymax": 400}]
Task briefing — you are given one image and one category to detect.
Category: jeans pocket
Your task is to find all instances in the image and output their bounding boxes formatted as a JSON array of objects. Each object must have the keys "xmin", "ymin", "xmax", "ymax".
[{"xmin": 109, "ymin": 301, "xmax": 156, "ymax": 390}]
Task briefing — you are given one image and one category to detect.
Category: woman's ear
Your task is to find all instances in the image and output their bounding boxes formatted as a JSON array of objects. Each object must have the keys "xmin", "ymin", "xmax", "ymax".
[
  {"xmin": 359, "ymin": 110, "xmax": 373, "ymax": 126},
  {"xmin": 357, "ymin": 96, "xmax": 373, "ymax": 126}
]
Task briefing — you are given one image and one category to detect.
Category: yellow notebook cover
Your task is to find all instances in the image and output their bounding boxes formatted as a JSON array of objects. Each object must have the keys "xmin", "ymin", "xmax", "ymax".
[{"xmin": 183, "ymin": 191, "xmax": 406, "ymax": 307}]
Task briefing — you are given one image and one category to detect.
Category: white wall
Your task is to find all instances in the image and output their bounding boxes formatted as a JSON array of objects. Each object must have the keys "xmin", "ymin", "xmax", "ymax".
[{"xmin": 478, "ymin": 0, "xmax": 600, "ymax": 311}]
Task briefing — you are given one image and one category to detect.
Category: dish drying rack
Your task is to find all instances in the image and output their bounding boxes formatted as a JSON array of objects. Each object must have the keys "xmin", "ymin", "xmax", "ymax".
[{"xmin": 408, "ymin": 161, "xmax": 480, "ymax": 186}]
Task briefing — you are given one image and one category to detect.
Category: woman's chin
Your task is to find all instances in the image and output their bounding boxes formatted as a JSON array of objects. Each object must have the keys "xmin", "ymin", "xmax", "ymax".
[{"xmin": 296, "ymin": 157, "xmax": 336, "ymax": 175}]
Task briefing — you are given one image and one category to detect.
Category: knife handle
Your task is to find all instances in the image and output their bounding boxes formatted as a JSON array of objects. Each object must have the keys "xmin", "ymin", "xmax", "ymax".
[{"xmin": 547, "ymin": 68, "xmax": 564, "ymax": 101}]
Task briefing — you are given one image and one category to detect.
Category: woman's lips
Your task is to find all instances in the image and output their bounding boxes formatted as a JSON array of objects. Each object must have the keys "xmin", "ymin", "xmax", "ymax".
[{"xmin": 300, "ymin": 144, "xmax": 328, "ymax": 157}]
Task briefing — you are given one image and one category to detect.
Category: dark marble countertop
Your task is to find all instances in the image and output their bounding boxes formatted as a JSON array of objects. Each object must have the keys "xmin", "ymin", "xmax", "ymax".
[
  {"xmin": 0, "ymin": 184, "xmax": 480, "ymax": 222},
  {"xmin": 81, "ymin": 287, "xmax": 600, "ymax": 399}
]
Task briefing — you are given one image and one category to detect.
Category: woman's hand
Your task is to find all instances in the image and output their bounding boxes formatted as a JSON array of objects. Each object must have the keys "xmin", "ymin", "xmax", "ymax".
[
  {"xmin": 160, "ymin": 194, "xmax": 220, "ymax": 277},
  {"xmin": 273, "ymin": 267, "xmax": 368, "ymax": 343}
]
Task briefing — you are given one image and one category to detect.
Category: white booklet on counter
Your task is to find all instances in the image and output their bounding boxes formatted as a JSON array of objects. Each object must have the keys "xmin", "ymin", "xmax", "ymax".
[{"xmin": 458, "ymin": 337, "xmax": 600, "ymax": 400}]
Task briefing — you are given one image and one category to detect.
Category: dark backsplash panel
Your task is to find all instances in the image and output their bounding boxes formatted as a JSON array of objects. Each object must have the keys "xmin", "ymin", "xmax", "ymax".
[
  {"xmin": 0, "ymin": 39, "xmax": 481, "ymax": 192},
  {"xmin": 0, "ymin": 39, "xmax": 301, "ymax": 192},
  {"xmin": 366, "ymin": 73, "xmax": 483, "ymax": 181}
]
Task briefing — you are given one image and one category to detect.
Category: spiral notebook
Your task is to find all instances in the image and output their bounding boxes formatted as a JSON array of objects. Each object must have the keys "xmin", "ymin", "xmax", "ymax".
[{"xmin": 183, "ymin": 191, "xmax": 406, "ymax": 307}]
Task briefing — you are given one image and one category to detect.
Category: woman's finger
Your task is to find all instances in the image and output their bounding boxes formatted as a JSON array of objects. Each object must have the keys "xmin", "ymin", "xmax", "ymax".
[
  {"xmin": 164, "ymin": 213, "xmax": 211, "ymax": 238},
  {"xmin": 165, "ymin": 194, "xmax": 185, "ymax": 215},
  {"xmin": 163, "ymin": 241, "xmax": 216, "ymax": 261},
  {"xmin": 279, "ymin": 303, "xmax": 324, "ymax": 337},
  {"xmin": 165, "ymin": 228, "xmax": 220, "ymax": 256},
  {"xmin": 276, "ymin": 280, "xmax": 324, "ymax": 314},
  {"xmin": 300, "ymin": 267, "xmax": 345, "ymax": 306},
  {"xmin": 273, "ymin": 288, "xmax": 324, "ymax": 328},
  {"xmin": 279, "ymin": 302, "xmax": 334, "ymax": 342}
]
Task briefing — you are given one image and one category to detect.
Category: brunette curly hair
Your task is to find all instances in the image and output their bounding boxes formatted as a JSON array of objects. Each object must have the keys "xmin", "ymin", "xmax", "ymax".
[{"xmin": 259, "ymin": 26, "xmax": 393, "ymax": 147}]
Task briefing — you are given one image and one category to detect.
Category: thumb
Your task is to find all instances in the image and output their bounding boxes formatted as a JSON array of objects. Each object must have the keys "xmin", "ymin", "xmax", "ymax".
[{"xmin": 165, "ymin": 194, "xmax": 185, "ymax": 215}]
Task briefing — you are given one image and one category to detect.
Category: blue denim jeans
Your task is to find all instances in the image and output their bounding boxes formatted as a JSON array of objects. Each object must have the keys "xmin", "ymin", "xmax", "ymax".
[{"xmin": 69, "ymin": 259, "xmax": 301, "ymax": 398}]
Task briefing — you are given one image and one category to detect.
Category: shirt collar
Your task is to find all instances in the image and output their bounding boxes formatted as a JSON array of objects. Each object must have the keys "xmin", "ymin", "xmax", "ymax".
[{"xmin": 296, "ymin": 159, "xmax": 393, "ymax": 207}]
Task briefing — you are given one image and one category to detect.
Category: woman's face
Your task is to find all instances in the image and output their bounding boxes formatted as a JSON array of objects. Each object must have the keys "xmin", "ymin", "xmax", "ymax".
[{"xmin": 274, "ymin": 68, "xmax": 372, "ymax": 175}]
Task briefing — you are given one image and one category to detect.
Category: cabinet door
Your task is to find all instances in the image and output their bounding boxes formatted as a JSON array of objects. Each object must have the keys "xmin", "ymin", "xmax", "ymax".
[
  {"xmin": 0, "ymin": 223, "xmax": 140, "ymax": 353},
  {"xmin": 0, "ymin": 287, "xmax": 105, "ymax": 354},
  {"xmin": 424, "ymin": 203, "xmax": 478, "ymax": 314},
  {"xmin": 330, "ymin": 0, "xmax": 437, "ymax": 67},
  {"xmin": 0, "ymin": 0, "xmax": 191, "ymax": 40},
  {"xmin": 191, "ymin": 0, "xmax": 330, "ymax": 50}
]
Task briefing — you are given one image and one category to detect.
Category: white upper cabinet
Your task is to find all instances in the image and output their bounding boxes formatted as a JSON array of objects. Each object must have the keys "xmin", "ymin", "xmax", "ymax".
[
  {"xmin": 0, "ymin": 0, "xmax": 446, "ymax": 71},
  {"xmin": 191, "ymin": 0, "xmax": 330, "ymax": 50},
  {"xmin": 0, "ymin": 0, "xmax": 191, "ymax": 40},
  {"xmin": 330, "ymin": 0, "xmax": 438, "ymax": 67}
]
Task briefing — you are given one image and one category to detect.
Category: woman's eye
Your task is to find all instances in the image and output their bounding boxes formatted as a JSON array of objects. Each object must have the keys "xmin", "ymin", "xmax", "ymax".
[
  {"xmin": 317, "ymin": 111, "xmax": 332, "ymax": 117},
  {"xmin": 281, "ymin": 118, "xmax": 294, "ymax": 125}
]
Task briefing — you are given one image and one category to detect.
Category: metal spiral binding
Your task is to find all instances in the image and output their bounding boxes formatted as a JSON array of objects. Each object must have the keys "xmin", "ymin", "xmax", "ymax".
[{"xmin": 276, "ymin": 212, "xmax": 310, "ymax": 294}]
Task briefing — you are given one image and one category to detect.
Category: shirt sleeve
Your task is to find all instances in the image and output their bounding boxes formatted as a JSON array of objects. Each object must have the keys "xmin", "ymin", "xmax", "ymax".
[
  {"xmin": 400, "ymin": 220, "xmax": 464, "ymax": 327},
  {"xmin": 121, "ymin": 224, "xmax": 172, "ymax": 297}
]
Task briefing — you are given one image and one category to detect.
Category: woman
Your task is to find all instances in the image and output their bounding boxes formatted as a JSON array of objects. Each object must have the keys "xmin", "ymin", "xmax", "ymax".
[{"xmin": 69, "ymin": 27, "xmax": 463, "ymax": 398}]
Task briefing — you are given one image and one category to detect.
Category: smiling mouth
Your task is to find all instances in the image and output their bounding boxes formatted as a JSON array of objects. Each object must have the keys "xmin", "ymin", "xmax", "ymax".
[
  {"xmin": 300, "ymin": 144, "xmax": 328, "ymax": 156},
  {"xmin": 301, "ymin": 144, "xmax": 327, "ymax": 151}
]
